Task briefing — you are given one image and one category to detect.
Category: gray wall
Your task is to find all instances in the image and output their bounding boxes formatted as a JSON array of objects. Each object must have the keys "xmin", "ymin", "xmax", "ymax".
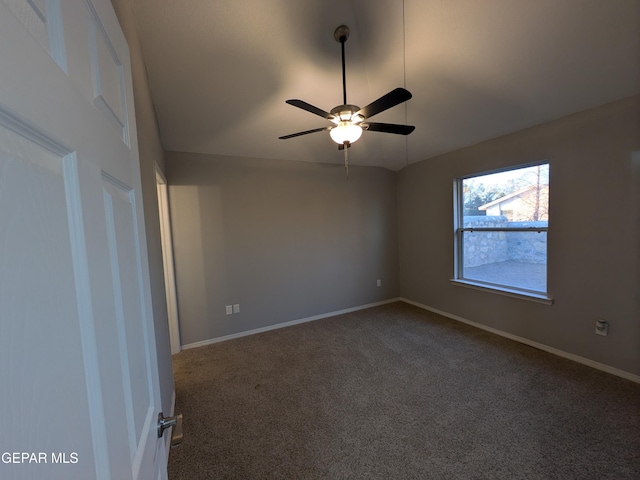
[
  {"xmin": 398, "ymin": 96, "xmax": 640, "ymax": 375},
  {"xmin": 166, "ymin": 153, "xmax": 399, "ymax": 346},
  {"xmin": 110, "ymin": 0, "xmax": 175, "ymax": 412}
]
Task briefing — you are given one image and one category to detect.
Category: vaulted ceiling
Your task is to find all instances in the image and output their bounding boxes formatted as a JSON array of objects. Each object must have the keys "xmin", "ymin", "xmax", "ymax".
[{"xmin": 131, "ymin": 0, "xmax": 640, "ymax": 171}]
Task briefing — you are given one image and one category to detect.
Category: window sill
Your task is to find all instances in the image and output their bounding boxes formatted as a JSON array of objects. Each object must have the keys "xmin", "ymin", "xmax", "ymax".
[{"xmin": 450, "ymin": 279, "xmax": 554, "ymax": 305}]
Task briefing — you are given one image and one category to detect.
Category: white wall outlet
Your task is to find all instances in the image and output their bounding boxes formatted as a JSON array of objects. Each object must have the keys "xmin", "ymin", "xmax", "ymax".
[
  {"xmin": 225, "ymin": 305, "xmax": 233, "ymax": 315},
  {"xmin": 595, "ymin": 319, "xmax": 608, "ymax": 336},
  {"xmin": 233, "ymin": 304, "xmax": 240, "ymax": 314},
  {"xmin": 377, "ymin": 279, "xmax": 382, "ymax": 287}
]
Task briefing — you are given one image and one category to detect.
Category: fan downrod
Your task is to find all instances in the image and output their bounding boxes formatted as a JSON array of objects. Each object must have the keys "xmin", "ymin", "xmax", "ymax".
[{"xmin": 334, "ymin": 25, "xmax": 350, "ymax": 105}]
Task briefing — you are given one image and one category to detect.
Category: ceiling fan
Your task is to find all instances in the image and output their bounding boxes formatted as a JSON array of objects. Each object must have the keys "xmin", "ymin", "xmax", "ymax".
[{"xmin": 279, "ymin": 25, "xmax": 415, "ymax": 174}]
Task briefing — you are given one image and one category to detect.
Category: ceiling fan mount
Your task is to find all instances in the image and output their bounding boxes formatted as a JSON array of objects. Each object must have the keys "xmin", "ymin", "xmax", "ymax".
[
  {"xmin": 333, "ymin": 24, "xmax": 351, "ymax": 43},
  {"xmin": 279, "ymin": 24, "xmax": 415, "ymax": 148}
]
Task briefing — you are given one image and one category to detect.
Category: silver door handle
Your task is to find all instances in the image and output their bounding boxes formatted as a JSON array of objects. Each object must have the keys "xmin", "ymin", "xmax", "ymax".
[{"xmin": 157, "ymin": 412, "xmax": 183, "ymax": 446}]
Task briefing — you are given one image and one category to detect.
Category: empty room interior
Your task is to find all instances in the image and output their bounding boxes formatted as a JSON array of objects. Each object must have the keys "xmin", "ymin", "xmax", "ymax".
[
  {"xmin": 118, "ymin": 0, "xmax": 640, "ymax": 477},
  {"xmin": 2, "ymin": 0, "xmax": 638, "ymax": 478},
  {"xmin": 118, "ymin": 0, "xmax": 640, "ymax": 363}
]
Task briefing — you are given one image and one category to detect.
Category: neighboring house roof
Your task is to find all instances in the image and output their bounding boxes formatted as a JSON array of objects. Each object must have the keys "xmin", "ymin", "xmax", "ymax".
[{"xmin": 478, "ymin": 185, "xmax": 546, "ymax": 211}]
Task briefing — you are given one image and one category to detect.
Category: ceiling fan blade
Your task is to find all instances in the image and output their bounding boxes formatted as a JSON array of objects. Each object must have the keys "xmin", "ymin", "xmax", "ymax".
[
  {"xmin": 279, "ymin": 127, "xmax": 330, "ymax": 140},
  {"xmin": 357, "ymin": 88, "xmax": 412, "ymax": 119},
  {"xmin": 285, "ymin": 99, "xmax": 334, "ymax": 120},
  {"xmin": 364, "ymin": 122, "xmax": 415, "ymax": 135}
]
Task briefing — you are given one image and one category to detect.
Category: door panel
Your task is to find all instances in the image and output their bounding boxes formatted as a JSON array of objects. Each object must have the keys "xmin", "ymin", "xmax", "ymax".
[
  {"xmin": 3, "ymin": 0, "xmax": 50, "ymax": 55},
  {"xmin": 3, "ymin": 0, "xmax": 67, "ymax": 71},
  {"xmin": 0, "ymin": 115, "xmax": 97, "ymax": 480},
  {"xmin": 88, "ymin": 4, "xmax": 129, "ymax": 143},
  {"xmin": 102, "ymin": 176, "xmax": 154, "ymax": 460}
]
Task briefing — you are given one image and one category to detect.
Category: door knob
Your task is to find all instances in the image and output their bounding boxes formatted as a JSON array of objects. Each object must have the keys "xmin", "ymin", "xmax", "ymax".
[{"xmin": 157, "ymin": 412, "xmax": 183, "ymax": 446}]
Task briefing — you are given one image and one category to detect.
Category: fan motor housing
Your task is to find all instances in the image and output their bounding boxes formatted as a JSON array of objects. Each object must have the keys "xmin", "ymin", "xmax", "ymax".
[{"xmin": 330, "ymin": 104, "xmax": 362, "ymax": 123}]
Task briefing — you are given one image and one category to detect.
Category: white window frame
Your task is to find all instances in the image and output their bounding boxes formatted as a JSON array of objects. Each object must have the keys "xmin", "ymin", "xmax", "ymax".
[{"xmin": 451, "ymin": 162, "xmax": 553, "ymax": 305}]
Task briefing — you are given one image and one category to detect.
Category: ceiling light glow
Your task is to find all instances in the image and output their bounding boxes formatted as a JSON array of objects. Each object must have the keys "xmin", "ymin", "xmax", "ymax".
[{"xmin": 330, "ymin": 122, "xmax": 363, "ymax": 144}]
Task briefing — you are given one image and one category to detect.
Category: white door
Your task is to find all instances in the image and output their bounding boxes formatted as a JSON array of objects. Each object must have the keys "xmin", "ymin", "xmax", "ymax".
[{"xmin": 0, "ymin": 1, "xmax": 166, "ymax": 479}]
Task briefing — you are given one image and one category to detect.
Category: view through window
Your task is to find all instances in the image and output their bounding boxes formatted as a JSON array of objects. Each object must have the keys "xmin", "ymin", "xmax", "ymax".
[{"xmin": 455, "ymin": 163, "xmax": 549, "ymax": 295}]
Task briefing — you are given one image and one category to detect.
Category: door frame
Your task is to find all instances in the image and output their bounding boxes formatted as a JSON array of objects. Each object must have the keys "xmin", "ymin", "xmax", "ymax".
[{"xmin": 156, "ymin": 164, "xmax": 181, "ymax": 354}]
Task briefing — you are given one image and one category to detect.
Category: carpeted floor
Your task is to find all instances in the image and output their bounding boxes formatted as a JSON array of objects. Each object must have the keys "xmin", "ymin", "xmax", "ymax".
[{"xmin": 168, "ymin": 302, "xmax": 640, "ymax": 479}]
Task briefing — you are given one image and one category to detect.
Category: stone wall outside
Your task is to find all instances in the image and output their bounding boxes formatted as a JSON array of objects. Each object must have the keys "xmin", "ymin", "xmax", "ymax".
[
  {"xmin": 507, "ymin": 222, "xmax": 547, "ymax": 264},
  {"xmin": 463, "ymin": 216, "xmax": 547, "ymax": 267}
]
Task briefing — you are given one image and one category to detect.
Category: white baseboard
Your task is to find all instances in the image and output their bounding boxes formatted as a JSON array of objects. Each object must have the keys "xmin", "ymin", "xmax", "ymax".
[
  {"xmin": 182, "ymin": 298, "xmax": 402, "ymax": 350},
  {"xmin": 400, "ymin": 297, "xmax": 640, "ymax": 384}
]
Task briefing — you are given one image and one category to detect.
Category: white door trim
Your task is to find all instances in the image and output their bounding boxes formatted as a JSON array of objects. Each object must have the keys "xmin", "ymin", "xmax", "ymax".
[{"xmin": 156, "ymin": 164, "xmax": 181, "ymax": 354}]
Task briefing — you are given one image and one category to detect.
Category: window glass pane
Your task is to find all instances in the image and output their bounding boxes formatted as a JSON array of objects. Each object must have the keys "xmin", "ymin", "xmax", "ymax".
[
  {"xmin": 462, "ymin": 230, "xmax": 547, "ymax": 292},
  {"xmin": 463, "ymin": 164, "xmax": 549, "ymax": 223}
]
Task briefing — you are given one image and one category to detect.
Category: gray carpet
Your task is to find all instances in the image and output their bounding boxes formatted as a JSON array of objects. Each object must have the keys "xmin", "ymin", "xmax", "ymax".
[{"xmin": 168, "ymin": 302, "xmax": 640, "ymax": 479}]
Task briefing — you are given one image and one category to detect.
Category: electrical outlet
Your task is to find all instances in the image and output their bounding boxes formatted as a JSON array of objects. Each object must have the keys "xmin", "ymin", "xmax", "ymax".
[
  {"xmin": 595, "ymin": 319, "xmax": 608, "ymax": 336},
  {"xmin": 225, "ymin": 305, "xmax": 233, "ymax": 315},
  {"xmin": 377, "ymin": 279, "xmax": 382, "ymax": 287},
  {"xmin": 233, "ymin": 304, "xmax": 240, "ymax": 314}
]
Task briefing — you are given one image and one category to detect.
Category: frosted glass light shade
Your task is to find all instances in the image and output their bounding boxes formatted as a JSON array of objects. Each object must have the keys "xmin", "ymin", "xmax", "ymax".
[{"xmin": 330, "ymin": 122, "xmax": 363, "ymax": 144}]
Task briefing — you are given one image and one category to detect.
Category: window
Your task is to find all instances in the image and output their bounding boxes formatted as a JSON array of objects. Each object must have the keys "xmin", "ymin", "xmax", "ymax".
[{"xmin": 453, "ymin": 162, "xmax": 551, "ymax": 302}]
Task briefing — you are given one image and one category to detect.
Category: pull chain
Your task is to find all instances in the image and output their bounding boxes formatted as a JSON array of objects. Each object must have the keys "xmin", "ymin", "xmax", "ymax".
[{"xmin": 344, "ymin": 141, "xmax": 349, "ymax": 179}]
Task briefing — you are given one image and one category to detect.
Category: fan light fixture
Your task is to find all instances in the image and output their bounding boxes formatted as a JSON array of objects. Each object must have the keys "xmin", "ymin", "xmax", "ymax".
[{"xmin": 330, "ymin": 122, "xmax": 362, "ymax": 144}]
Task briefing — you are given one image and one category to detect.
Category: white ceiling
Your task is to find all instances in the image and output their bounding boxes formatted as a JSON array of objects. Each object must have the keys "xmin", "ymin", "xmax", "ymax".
[{"xmin": 131, "ymin": 0, "xmax": 640, "ymax": 171}]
